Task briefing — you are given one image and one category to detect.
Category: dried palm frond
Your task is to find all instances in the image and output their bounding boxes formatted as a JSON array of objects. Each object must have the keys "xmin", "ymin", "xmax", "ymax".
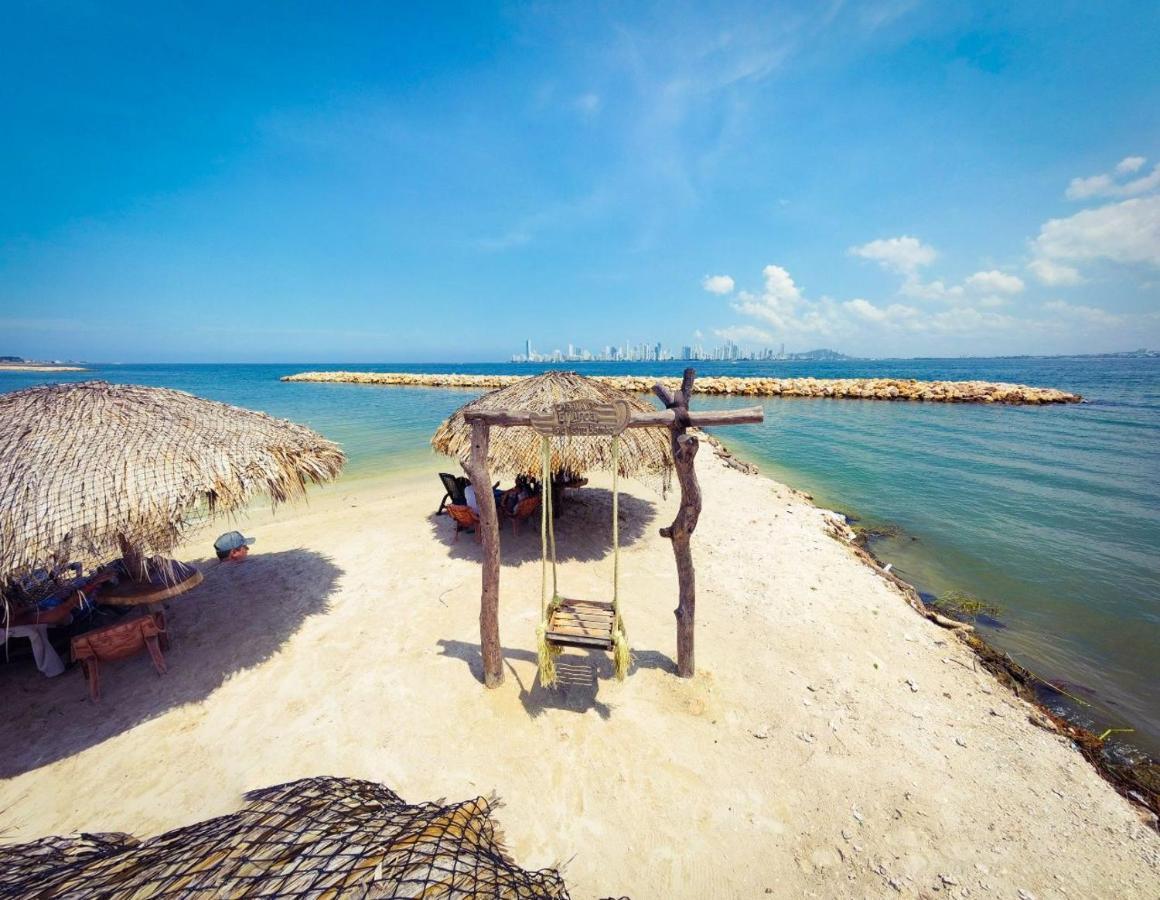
[
  {"xmin": 0, "ymin": 776, "xmax": 571, "ymax": 898},
  {"xmin": 0, "ymin": 381, "xmax": 345, "ymax": 591},
  {"xmin": 431, "ymin": 371, "xmax": 672, "ymax": 490}
]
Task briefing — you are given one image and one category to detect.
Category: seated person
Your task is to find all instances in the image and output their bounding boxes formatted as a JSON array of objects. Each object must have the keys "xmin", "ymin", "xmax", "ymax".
[
  {"xmin": 214, "ymin": 531, "xmax": 255, "ymax": 562},
  {"xmin": 501, "ymin": 475, "xmax": 536, "ymax": 516},
  {"xmin": 464, "ymin": 484, "xmax": 479, "ymax": 514}
]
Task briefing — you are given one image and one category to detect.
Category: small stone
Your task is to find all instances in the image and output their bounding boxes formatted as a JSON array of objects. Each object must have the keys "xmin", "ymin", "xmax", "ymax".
[
  {"xmin": 752, "ymin": 728, "xmax": 769, "ymax": 740},
  {"xmin": 940, "ymin": 874, "xmax": 958, "ymax": 886},
  {"xmin": 797, "ymin": 731, "xmax": 815, "ymax": 744},
  {"xmin": 989, "ymin": 707, "xmax": 1004, "ymax": 717},
  {"xmin": 852, "ymin": 843, "xmax": 864, "ymax": 852},
  {"xmin": 906, "ymin": 678, "xmax": 919, "ymax": 693},
  {"xmin": 807, "ymin": 684, "xmax": 818, "ymax": 692},
  {"xmin": 841, "ymin": 829, "xmax": 852, "ymax": 841},
  {"xmin": 1018, "ymin": 890, "xmax": 1035, "ymax": 900},
  {"xmin": 852, "ymin": 807, "xmax": 864, "ymax": 823},
  {"xmin": 955, "ymin": 737, "xmax": 968, "ymax": 748}
]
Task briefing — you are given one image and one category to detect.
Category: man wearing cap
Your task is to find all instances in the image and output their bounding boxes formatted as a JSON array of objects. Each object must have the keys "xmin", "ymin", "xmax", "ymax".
[{"xmin": 214, "ymin": 531, "xmax": 255, "ymax": 562}]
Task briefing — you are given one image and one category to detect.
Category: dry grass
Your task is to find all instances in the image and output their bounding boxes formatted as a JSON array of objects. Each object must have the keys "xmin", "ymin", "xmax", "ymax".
[
  {"xmin": 0, "ymin": 381, "xmax": 345, "ymax": 591},
  {"xmin": 431, "ymin": 371, "xmax": 673, "ymax": 489}
]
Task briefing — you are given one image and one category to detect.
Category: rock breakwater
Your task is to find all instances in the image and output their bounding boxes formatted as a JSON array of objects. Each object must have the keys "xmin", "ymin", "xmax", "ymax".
[{"xmin": 281, "ymin": 371, "xmax": 1081, "ymax": 404}]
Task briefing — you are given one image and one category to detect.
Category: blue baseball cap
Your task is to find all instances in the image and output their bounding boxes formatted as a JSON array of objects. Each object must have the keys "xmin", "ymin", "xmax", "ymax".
[{"xmin": 214, "ymin": 531, "xmax": 255, "ymax": 553}]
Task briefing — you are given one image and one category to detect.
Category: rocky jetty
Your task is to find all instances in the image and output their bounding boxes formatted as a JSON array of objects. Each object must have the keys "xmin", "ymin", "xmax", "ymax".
[{"xmin": 281, "ymin": 371, "xmax": 1082, "ymax": 404}]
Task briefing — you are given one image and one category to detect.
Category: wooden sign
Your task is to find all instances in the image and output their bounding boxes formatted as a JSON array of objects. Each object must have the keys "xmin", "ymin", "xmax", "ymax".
[{"xmin": 529, "ymin": 399, "xmax": 631, "ymax": 436}]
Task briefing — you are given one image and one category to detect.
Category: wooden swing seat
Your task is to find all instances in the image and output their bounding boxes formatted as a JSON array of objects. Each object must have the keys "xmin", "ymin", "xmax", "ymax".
[{"xmin": 545, "ymin": 598, "xmax": 616, "ymax": 651}]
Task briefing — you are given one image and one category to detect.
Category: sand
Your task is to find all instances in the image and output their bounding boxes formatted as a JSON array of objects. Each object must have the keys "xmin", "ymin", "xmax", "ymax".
[{"xmin": 2, "ymin": 452, "xmax": 1157, "ymax": 897}]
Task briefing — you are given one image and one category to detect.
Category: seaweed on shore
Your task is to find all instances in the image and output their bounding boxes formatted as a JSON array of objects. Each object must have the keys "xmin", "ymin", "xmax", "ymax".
[
  {"xmin": 963, "ymin": 633, "xmax": 1160, "ymax": 824},
  {"xmin": 931, "ymin": 589, "xmax": 1001, "ymax": 623},
  {"xmin": 850, "ymin": 520, "xmax": 918, "ymax": 548},
  {"xmin": 822, "ymin": 512, "xmax": 1159, "ymax": 829}
]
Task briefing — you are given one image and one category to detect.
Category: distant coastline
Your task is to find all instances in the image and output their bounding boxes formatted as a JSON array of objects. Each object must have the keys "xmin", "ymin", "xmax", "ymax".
[{"xmin": 0, "ymin": 363, "xmax": 87, "ymax": 372}]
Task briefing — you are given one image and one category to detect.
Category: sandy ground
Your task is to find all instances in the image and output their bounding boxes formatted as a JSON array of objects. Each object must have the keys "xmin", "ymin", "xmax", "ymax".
[{"xmin": 1, "ymin": 452, "xmax": 1157, "ymax": 898}]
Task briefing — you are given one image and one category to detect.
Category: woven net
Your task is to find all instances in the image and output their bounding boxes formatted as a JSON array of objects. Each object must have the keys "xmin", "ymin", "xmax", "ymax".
[
  {"xmin": 0, "ymin": 776, "xmax": 571, "ymax": 898},
  {"xmin": 431, "ymin": 371, "xmax": 672, "ymax": 492},
  {"xmin": 0, "ymin": 381, "xmax": 345, "ymax": 594}
]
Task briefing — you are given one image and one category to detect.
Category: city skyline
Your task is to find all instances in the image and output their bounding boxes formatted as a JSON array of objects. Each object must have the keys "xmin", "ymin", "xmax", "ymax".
[{"xmin": 511, "ymin": 338, "xmax": 848, "ymax": 363}]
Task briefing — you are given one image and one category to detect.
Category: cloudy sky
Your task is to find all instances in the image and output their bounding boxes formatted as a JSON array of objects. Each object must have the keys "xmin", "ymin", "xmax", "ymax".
[{"xmin": 2, "ymin": 1, "xmax": 1157, "ymax": 362}]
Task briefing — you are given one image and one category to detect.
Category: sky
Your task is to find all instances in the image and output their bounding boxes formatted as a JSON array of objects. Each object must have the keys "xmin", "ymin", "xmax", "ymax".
[{"xmin": 1, "ymin": 1, "xmax": 1158, "ymax": 363}]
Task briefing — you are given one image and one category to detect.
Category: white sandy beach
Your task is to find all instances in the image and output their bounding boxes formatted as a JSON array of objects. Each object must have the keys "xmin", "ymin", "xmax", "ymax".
[{"xmin": 1, "ymin": 451, "xmax": 1156, "ymax": 898}]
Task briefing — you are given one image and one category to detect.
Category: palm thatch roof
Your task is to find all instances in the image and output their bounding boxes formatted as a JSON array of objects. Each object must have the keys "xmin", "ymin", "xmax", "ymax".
[
  {"xmin": 0, "ymin": 381, "xmax": 345, "ymax": 588},
  {"xmin": 431, "ymin": 371, "xmax": 672, "ymax": 489},
  {"xmin": 0, "ymin": 776, "xmax": 571, "ymax": 898}
]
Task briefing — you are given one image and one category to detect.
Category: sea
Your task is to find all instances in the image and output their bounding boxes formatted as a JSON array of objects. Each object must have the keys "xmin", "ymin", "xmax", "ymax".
[{"xmin": 2, "ymin": 358, "xmax": 1157, "ymax": 762}]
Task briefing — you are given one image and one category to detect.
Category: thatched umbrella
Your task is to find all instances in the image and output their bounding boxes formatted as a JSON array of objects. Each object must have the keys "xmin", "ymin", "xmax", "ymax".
[
  {"xmin": 431, "ymin": 370, "xmax": 672, "ymax": 488},
  {"xmin": 0, "ymin": 381, "xmax": 345, "ymax": 591}
]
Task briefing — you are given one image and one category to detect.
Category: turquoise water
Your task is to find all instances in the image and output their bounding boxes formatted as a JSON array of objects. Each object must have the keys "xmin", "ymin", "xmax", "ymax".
[{"xmin": 2, "ymin": 358, "xmax": 1157, "ymax": 759}]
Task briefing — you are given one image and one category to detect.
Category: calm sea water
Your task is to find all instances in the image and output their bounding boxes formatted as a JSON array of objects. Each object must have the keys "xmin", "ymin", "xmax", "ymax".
[{"xmin": 3, "ymin": 358, "xmax": 1157, "ymax": 760}]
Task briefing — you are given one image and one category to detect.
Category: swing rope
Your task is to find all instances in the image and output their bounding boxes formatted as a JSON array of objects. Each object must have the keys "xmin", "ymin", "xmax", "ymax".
[
  {"xmin": 535, "ymin": 432, "xmax": 631, "ymax": 688},
  {"xmin": 610, "ymin": 434, "xmax": 631, "ymax": 681},
  {"xmin": 536, "ymin": 435, "xmax": 562, "ymax": 687}
]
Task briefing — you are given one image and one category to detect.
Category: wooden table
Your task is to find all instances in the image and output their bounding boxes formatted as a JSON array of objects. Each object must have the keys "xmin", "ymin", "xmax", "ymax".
[{"xmin": 100, "ymin": 565, "xmax": 204, "ymax": 609}]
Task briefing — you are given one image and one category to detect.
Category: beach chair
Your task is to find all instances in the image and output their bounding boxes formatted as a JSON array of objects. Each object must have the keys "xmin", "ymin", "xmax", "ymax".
[
  {"xmin": 436, "ymin": 473, "xmax": 468, "ymax": 515},
  {"xmin": 71, "ymin": 612, "xmax": 168, "ymax": 702},
  {"xmin": 506, "ymin": 495, "xmax": 541, "ymax": 536},
  {"xmin": 446, "ymin": 504, "xmax": 480, "ymax": 542}
]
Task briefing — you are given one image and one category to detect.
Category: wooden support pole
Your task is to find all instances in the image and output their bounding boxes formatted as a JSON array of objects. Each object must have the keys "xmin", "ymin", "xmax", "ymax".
[
  {"xmin": 654, "ymin": 368, "xmax": 703, "ymax": 679},
  {"xmin": 118, "ymin": 534, "xmax": 148, "ymax": 582},
  {"xmin": 464, "ymin": 419, "xmax": 504, "ymax": 687}
]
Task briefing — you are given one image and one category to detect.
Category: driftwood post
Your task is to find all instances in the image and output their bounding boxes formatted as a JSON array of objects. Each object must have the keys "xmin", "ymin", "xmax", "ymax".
[
  {"xmin": 654, "ymin": 368, "xmax": 702, "ymax": 678},
  {"xmin": 464, "ymin": 419, "xmax": 504, "ymax": 687}
]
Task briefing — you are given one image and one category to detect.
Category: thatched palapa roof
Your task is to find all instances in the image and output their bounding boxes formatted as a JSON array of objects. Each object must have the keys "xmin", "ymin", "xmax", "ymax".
[
  {"xmin": 0, "ymin": 381, "xmax": 345, "ymax": 587},
  {"xmin": 431, "ymin": 371, "xmax": 672, "ymax": 488},
  {"xmin": 0, "ymin": 776, "xmax": 571, "ymax": 898}
]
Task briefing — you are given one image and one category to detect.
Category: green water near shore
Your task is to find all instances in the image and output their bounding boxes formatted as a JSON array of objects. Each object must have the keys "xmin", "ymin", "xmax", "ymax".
[{"xmin": 3, "ymin": 358, "xmax": 1157, "ymax": 761}]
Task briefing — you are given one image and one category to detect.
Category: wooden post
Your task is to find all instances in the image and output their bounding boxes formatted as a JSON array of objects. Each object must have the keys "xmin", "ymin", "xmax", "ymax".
[
  {"xmin": 118, "ymin": 534, "xmax": 148, "ymax": 582},
  {"xmin": 464, "ymin": 419, "xmax": 504, "ymax": 687},
  {"xmin": 654, "ymin": 368, "xmax": 702, "ymax": 678}
]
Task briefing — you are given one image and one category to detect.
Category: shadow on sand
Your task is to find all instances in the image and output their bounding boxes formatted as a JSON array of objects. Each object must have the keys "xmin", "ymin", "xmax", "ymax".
[
  {"xmin": 428, "ymin": 487, "xmax": 658, "ymax": 565},
  {"xmin": 436, "ymin": 638, "xmax": 675, "ymax": 720},
  {"xmin": 0, "ymin": 549, "xmax": 342, "ymax": 778}
]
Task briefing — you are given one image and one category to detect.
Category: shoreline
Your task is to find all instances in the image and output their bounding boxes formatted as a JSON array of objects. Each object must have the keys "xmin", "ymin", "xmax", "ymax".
[
  {"xmin": 1, "ymin": 447, "xmax": 1155, "ymax": 894},
  {"xmin": 281, "ymin": 370, "xmax": 1082, "ymax": 404},
  {"xmin": 699, "ymin": 432, "xmax": 1160, "ymax": 824}
]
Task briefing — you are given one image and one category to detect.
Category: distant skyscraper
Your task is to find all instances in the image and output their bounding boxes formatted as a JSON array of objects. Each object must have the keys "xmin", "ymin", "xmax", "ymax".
[{"xmin": 525, "ymin": 339, "xmax": 532, "ymax": 360}]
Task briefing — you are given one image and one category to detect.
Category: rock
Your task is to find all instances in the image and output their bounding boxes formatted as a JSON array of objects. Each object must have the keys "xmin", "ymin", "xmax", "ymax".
[
  {"xmin": 279, "ymin": 372, "xmax": 1082, "ymax": 404},
  {"xmin": 955, "ymin": 737, "xmax": 968, "ymax": 748}
]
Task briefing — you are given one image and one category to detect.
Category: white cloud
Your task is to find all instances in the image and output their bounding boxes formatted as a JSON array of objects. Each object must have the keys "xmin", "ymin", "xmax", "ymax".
[
  {"xmin": 977, "ymin": 295, "xmax": 1008, "ymax": 308},
  {"xmin": 900, "ymin": 277, "xmax": 963, "ymax": 301},
  {"xmin": 714, "ymin": 324, "xmax": 774, "ymax": 344},
  {"xmin": 1032, "ymin": 195, "xmax": 1160, "ymax": 269},
  {"xmin": 845, "ymin": 297, "xmax": 886, "ymax": 322},
  {"xmin": 693, "ymin": 329, "xmax": 704, "ymax": 339},
  {"xmin": 965, "ymin": 270, "xmax": 1025, "ymax": 294},
  {"xmin": 1065, "ymin": 157, "xmax": 1160, "ymax": 200},
  {"xmin": 702, "ymin": 274, "xmax": 735, "ymax": 294},
  {"xmin": 1042, "ymin": 299, "xmax": 1124, "ymax": 327},
  {"xmin": 849, "ymin": 235, "xmax": 936, "ymax": 275},
  {"xmin": 1116, "ymin": 156, "xmax": 1146, "ymax": 176},
  {"xmin": 1027, "ymin": 257, "xmax": 1083, "ymax": 286}
]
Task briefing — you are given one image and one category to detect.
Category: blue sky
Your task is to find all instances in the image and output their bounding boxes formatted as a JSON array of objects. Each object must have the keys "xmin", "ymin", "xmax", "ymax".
[{"xmin": 2, "ymin": 1, "xmax": 1158, "ymax": 362}]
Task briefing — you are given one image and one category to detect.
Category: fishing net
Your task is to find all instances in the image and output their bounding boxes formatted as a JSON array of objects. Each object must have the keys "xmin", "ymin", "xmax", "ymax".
[{"xmin": 0, "ymin": 776, "xmax": 571, "ymax": 899}]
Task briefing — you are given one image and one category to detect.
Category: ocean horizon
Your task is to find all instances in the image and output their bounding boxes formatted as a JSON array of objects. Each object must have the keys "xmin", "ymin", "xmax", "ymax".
[{"xmin": 2, "ymin": 356, "xmax": 1157, "ymax": 762}]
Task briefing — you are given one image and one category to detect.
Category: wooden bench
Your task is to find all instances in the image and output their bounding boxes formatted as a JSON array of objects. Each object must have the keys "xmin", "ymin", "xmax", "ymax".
[{"xmin": 71, "ymin": 612, "xmax": 168, "ymax": 702}]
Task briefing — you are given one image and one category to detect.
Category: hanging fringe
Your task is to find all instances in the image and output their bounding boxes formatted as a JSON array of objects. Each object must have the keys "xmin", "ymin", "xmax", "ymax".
[{"xmin": 612, "ymin": 620, "xmax": 631, "ymax": 682}]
